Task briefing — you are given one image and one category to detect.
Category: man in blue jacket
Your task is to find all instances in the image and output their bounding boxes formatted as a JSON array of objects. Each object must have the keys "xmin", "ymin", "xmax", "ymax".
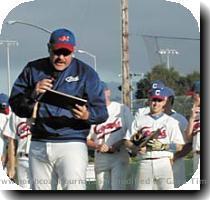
[{"xmin": 9, "ymin": 28, "xmax": 108, "ymax": 190}]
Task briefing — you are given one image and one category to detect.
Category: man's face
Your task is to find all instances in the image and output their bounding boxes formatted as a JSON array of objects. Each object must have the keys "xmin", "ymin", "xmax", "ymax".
[
  {"xmin": 49, "ymin": 48, "xmax": 73, "ymax": 71},
  {"xmin": 149, "ymin": 98, "xmax": 167, "ymax": 114}
]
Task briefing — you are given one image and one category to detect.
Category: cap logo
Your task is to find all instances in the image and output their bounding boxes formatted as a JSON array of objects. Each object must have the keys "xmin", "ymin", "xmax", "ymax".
[
  {"xmin": 155, "ymin": 90, "xmax": 161, "ymax": 96},
  {"xmin": 58, "ymin": 36, "xmax": 70, "ymax": 42},
  {"xmin": 152, "ymin": 83, "xmax": 158, "ymax": 89}
]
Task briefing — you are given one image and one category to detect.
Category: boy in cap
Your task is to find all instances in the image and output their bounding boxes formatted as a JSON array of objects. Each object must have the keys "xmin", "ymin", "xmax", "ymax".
[
  {"xmin": 87, "ymin": 82, "xmax": 132, "ymax": 190},
  {"xmin": 186, "ymin": 80, "xmax": 200, "ymax": 173},
  {"xmin": 127, "ymin": 87, "xmax": 185, "ymax": 190},
  {"xmin": 9, "ymin": 28, "xmax": 108, "ymax": 190}
]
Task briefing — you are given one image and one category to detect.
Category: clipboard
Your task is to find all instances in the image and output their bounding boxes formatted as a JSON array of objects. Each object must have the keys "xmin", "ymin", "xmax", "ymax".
[{"xmin": 38, "ymin": 89, "xmax": 87, "ymax": 110}]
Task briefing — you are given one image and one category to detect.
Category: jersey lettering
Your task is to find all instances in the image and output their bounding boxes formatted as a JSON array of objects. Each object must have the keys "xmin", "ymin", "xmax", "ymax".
[
  {"xmin": 16, "ymin": 122, "xmax": 31, "ymax": 139},
  {"xmin": 94, "ymin": 118, "xmax": 122, "ymax": 139}
]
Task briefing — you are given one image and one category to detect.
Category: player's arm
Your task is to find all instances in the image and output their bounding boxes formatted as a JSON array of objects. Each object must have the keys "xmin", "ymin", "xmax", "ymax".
[
  {"xmin": 6, "ymin": 137, "xmax": 17, "ymax": 180},
  {"xmin": 84, "ymin": 73, "xmax": 108, "ymax": 125},
  {"xmin": 9, "ymin": 65, "xmax": 38, "ymax": 118},
  {"xmin": 185, "ymin": 103, "xmax": 200, "ymax": 141},
  {"xmin": 173, "ymin": 142, "xmax": 192, "ymax": 161}
]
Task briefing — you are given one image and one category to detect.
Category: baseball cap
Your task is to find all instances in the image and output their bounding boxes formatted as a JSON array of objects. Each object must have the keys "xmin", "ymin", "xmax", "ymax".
[
  {"xmin": 0, "ymin": 93, "xmax": 9, "ymax": 108},
  {"xmin": 187, "ymin": 80, "xmax": 200, "ymax": 96},
  {"xmin": 164, "ymin": 87, "xmax": 175, "ymax": 97},
  {"xmin": 149, "ymin": 87, "xmax": 170, "ymax": 100},
  {"xmin": 148, "ymin": 80, "xmax": 165, "ymax": 96},
  {"xmin": 49, "ymin": 28, "xmax": 76, "ymax": 52},
  {"xmin": 150, "ymin": 80, "xmax": 165, "ymax": 90}
]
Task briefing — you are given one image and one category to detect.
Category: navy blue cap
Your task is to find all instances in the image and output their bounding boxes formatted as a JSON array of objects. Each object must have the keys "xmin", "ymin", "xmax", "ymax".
[
  {"xmin": 49, "ymin": 28, "xmax": 76, "ymax": 52},
  {"xmin": 0, "ymin": 93, "xmax": 9, "ymax": 107},
  {"xmin": 164, "ymin": 87, "xmax": 175, "ymax": 97},
  {"xmin": 151, "ymin": 80, "xmax": 165, "ymax": 90},
  {"xmin": 187, "ymin": 80, "xmax": 200, "ymax": 96},
  {"xmin": 149, "ymin": 87, "xmax": 172, "ymax": 100}
]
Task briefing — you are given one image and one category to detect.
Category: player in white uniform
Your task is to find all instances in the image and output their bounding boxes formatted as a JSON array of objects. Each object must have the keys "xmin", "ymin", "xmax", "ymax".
[
  {"xmin": 5, "ymin": 114, "xmax": 31, "ymax": 189},
  {"xmin": 127, "ymin": 87, "xmax": 185, "ymax": 190},
  {"xmin": 134, "ymin": 85, "xmax": 190, "ymax": 188},
  {"xmin": 0, "ymin": 94, "xmax": 12, "ymax": 167},
  {"xmin": 87, "ymin": 82, "xmax": 132, "ymax": 190},
  {"xmin": 186, "ymin": 81, "xmax": 200, "ymax": 173},
  {"xmin": 163, "ymin": 87, "xmax": 190, "ymax": 188}
]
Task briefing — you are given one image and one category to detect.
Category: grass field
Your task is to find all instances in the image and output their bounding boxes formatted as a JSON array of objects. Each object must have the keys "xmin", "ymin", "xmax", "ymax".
[{"xmin": 86, "ymin": 158, "xmax": 195, "ymax": 190}]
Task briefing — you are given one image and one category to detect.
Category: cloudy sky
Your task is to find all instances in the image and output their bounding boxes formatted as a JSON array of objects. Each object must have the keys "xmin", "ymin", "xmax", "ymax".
[{"xmin": 0, "ymin": 0, "xmax": 200, "ymax": 95}]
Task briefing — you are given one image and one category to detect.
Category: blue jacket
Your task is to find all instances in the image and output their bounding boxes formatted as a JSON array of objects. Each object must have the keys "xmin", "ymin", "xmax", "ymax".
[{"xmin": 9, "ymin": 57, "xmax": 108, "ymax": 142}]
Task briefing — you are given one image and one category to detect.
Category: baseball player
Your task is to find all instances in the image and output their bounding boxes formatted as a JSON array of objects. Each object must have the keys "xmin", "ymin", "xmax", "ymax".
[
  {"xmin": 134, "ymin": 82, "xmax": 190, "ymax": 188},
  {"xmin": 87, "ymin": 82, "xmax": 132, "ymax": 190},
  {"xmin": 128, "ymin": 87, "xmax": 185, "ymax": 190},
  {"xmin": 0, "ymin": 93, "xmax": 12, "ymax": 167},
  {"xmin": 9, "ymin": 28, "xmax": 108, "ymax": 190},
  {"xmin": 163, "ymin": 87, "xmax": 190, "ymax": 188},
  {"xmin": 5, "ymin": 114, "xmax": 31, "ymax": 189},
  {"xmin": 186, "ymin": 80, "xmax": 200, "ymax": 173}
]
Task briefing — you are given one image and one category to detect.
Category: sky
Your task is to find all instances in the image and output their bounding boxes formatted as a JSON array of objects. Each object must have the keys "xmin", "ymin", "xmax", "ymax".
[{"xmin": 0, "ymin": 0, "xmax": 200, "ymax": 95}]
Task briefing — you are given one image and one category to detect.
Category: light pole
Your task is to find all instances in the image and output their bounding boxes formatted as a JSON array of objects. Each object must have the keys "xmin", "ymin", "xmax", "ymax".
[
  {"xmin": 7, "ymin": 20, "xmax": 52, "ymax": 34},
  {"xmin": 158, "ymin": 48, "xmax": 179, "ymax": 70},
  {"xmin": 76, "ymin": 49, "xmax": 97, "ymax": 71},
  {"xmin": 0, "ymin": 40, "xmax": 18, "ymax": 95}
]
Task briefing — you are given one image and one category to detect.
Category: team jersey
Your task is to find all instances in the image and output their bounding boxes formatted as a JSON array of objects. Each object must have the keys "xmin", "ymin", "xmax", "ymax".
[
  {"xmin": 9, "ymin": 57, "xmax": 108, "ymax": 142},
  {"xmin": 131, "ymin": 113, "xmax": 185, "ymax": 159},
  {"xmin": 192, "ymin": 111, "xmax": 200, "ymax": 152},
  {"xmin": 88, "ymin": 101, "xmax": 133, "ymax": 147},
  {"xmin": 4, "ymin": 114, "xmax": 31, "ymax": 156}
]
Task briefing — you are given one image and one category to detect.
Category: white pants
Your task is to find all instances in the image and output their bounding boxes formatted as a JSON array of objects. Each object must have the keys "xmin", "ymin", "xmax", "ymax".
[
  {"xmin": 136, "ymin": 157, "xmax": 174, "ymax": 190},
  {"xmin": 17, "ymin": 158, "xmax": 30, "ymax": 189},
  {"xmin": 95, "ymin": 150, "xmax": 129, "ymax": 190},
  {"xmin": 29, "ymin": 141, "xmax": 88, "ymax": 190}
]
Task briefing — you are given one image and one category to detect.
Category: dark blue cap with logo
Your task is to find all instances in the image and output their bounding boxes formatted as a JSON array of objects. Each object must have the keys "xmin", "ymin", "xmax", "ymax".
[
  {"xmin": 49, "ymin": 28, "xmax": 76, "ymax": 52},
  {"xmin": 151, "ymin": 80, "xmax": 165, "ymax": 90},
  {"xmin": 149, "ymin": 87, "xmax": 173, "ymax": 100}
]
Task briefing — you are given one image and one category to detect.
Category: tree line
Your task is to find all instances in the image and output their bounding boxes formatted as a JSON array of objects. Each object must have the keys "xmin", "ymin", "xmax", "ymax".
[{"xmin": 135, "ymin": 65, "xmax": 200, "ymax": 99}]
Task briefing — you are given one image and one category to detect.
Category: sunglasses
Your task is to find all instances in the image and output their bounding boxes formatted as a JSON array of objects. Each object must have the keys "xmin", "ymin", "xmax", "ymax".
[
  {"xmin": 53, "ymin": 49, "xmax": 72, "ymax": 56},
  {"xmin": 151, "ymin": 98, "xmax": 164, "ymax": 102}
]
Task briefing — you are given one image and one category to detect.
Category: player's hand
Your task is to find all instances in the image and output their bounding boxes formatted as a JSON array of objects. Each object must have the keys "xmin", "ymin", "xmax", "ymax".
[
  {"xmin": 35, "ymin": 79, "xmax": 53, "ymax": 94},
  {"xmin": 99, "ymin": 144, "xmax": 110, "ymax": 153},
  {"xmin": 72, "ymin": 104, "xmax": 90, "ymax": 120},
  {"xmin": 146, "ymin": 139, "xmax": 166, "ymax": 151},
  {"xmin": 139, "ymin": 146, "xmax": 147, "ymax": 154}
]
